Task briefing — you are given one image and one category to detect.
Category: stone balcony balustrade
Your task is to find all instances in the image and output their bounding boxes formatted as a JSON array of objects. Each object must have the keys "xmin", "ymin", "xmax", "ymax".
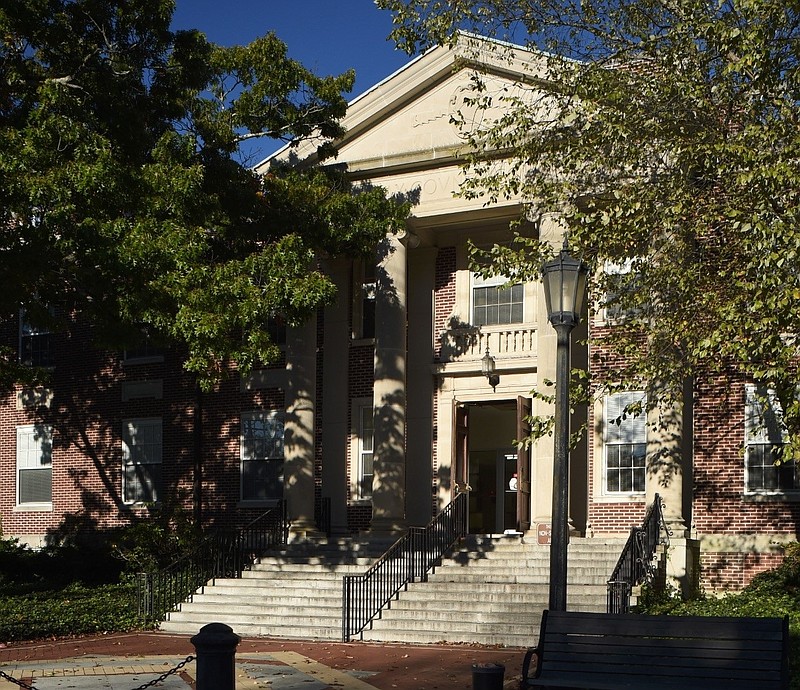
[{"xmin": 435, "ymin": 323, "xmax": 538, "ymax": 375}]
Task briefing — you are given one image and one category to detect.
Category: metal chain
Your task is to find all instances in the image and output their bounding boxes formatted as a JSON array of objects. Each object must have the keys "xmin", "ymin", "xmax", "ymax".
[
  {"xmin": 0, "ymin": 654, "xmax": 196, "ymax": 690},
  {"xmin": 0, "ymin": 668, "xmax": 38, "ymax": 690},
  {"xmin": 127, "ymin": 655, "xmax": 195, "ymax": 690}
]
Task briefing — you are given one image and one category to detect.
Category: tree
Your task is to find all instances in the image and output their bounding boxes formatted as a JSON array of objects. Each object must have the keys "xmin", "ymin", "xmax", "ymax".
[
  {"xmin": 378, "ymin": 0, "xmax": 800, "ymax": 450},
  {"xmin": 0, "ymin": 0, "xmax": 408, "ymax": 388}
]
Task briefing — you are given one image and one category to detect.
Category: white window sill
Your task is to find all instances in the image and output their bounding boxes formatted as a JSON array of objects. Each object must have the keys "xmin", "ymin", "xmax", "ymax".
[
  {"xmin": 348, "ymin": 498, "xmax": 372, "ymax": 506},
  {"xmin": 593, "ymin": 493, "xmax": 646, "ymax": 504},
  {"xmin": 14, "ymin": 503, "xmax": 52, "ymax": 512},
  {"xmin": 122, "ymin": 356, "xmax": 165, "ymax": 366},
  {"xmin": 237, "ymin": 499, "xmax": 282, "ymax": 509},
  {"xmin": 743, "ymin": 492, "xmax": 800, "ymax": 503}
]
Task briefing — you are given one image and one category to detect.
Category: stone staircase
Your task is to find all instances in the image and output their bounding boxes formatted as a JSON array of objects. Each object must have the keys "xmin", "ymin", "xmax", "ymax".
[
  {"xmin": 357, "ymin": 536, "xmax": 624, "ymax": 646},
  {"xmin": 159, "ymin": 542, "xmax": 375, "ymax": 640},
  {"xmin": 159, "ymin": 535, "xmax": 625, "ymax": 646}
]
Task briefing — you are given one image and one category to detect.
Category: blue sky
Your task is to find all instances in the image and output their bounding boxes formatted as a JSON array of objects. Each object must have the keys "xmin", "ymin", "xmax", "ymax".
[{"xmin": 171, "ymin": 1, "xmax": 413, "ymax": 161}]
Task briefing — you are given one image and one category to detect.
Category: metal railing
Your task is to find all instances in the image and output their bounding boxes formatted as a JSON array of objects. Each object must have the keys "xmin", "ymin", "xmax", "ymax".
[
  {"xmin": 138, "ymin": 501, "xmax": 288, "ymax": 623},
  {"xmin": 607, "ymin": 493, "xmax": 670, "ymax": 613},
  {"xmin": 342, "ymin": 492, "xmax": 468, "ymax": 642}
]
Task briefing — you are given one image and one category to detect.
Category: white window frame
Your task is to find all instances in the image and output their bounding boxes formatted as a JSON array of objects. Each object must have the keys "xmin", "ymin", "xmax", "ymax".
[
  {"xmin": 240, "ymin": 410, "xmax": 284, "ymax": 505},
  {"xmin": 352, "ymin": 258, "xmax": 376, "ymax": 341},
  {"xmin": 349, "ymin": 398, "xmax": 374, "ymax": 502},
  {"xmin": 16, "ymin": 424, "xmax": 53, "ymax": 509},
  {"xmin": 19, "ymin": 308, "xmax": 54, "ymax": 368},
  {"xmin": 599, "ymin": 258, "xmax": 640, "ymax": 323},
  {"xmin": 470, "ymin": 272, "xmax": 525, "ymax": 327},
  {"xmin": 357, "ymin": 404, "xmax": 374, "ymax": 500},
  {"xmin": 744, "ymin": 384, "xmax": 799, "ymax": 496},
  {"xmin": 123, "ymin": 338, "xmax": 165, "ymax": 364},
  {"xmin": 603, "ymin": 391, "xmax": 647, "ymax": 495},
  {"xmin": 122, "ymin": 418, "xmax": 163, "ymax": 504}
]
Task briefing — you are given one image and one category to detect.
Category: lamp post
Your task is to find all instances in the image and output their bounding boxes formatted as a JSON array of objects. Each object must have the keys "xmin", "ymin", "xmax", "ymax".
[{"xmin": 541, "ymin": 245, "xmax": 589, "ymax": 612}]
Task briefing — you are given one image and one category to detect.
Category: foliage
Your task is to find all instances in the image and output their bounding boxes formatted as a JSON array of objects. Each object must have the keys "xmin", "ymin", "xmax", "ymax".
[
  {"xmin": 0, "ymin": 535, "xmax": 121, "ymax": 595},
  {"xmin": 0, "ymin": 582, "xmax": 139, "ymax": 641},
  {"xmin": 1, "ymin": 0, "xmax": 409, "ymax": 389},
  {"xmin": 111, "ymin": 506, "xmax": 203, "ymax": 574},
  {"xmin": 638, "ymin": 542, "xmax": 800, "ymax": 688},
  {"xmin": 377, "ymin": 0, "xmax": 800, "ymax": 449}
]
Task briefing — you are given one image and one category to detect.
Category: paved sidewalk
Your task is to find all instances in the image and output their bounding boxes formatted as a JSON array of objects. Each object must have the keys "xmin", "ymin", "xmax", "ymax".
[{"xmin": 0, "ymin": 632, "xmax": 524, "ymax": 689}]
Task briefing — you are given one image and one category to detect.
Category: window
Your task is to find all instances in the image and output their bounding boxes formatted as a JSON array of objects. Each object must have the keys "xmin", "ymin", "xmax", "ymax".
[
  {"xmin": 472, "ymin": 274, "xmax": 524, "ymax": 326},
  {"xmin": 357, "ymin": 405, "xmax": 374, "ymax": 499},
  {"xmin": 601, "ymin": 258, "xmax": 641, "ymax": 321},
  {"xmin": 745, "ymin": 385, "xmax": 799, "ymax": 493},
  {"xmin": 353, "ymin": 259, "xmax": 376, "ymax": 340},
  {"xmin": 16, "ymin": 425, "xmax": 52, "ymax": 506},
  {"xmin": 603, "ymin": 392, "xmax": 647, "ymax": 494},
  {"xmin": 267, "ymin": 316, "xmax": 287, "ymax": 347},
  {"xmin": 20, "ymin": 309, "xmax": 54, "ymax": 367},
  {"xmin": 240, "ymin": 411, "xmax": 284, "ymax": 502},
  {"xmin": 123, "ymin": 334, "xmax": 165, "ymax": 363},
  {"xmin": 122, "ymin": 418, "xmax": 162, "ymax": 503}
]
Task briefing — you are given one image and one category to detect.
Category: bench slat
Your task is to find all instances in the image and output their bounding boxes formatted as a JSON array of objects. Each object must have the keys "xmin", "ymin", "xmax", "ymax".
[
  {"xmin": 544, "ymin": 649, "xmax": 784, "ymax": 672},
  {"xmin": 546, "ymin": 638, "xmax": 785, "ymax": 659},
  {"xmin": 545, "ymin": 611, "xmax": 785, "ymax": 639},
  {"xmin": 527, "ymin": 670, "xmax": 782, "ymax": 690}
]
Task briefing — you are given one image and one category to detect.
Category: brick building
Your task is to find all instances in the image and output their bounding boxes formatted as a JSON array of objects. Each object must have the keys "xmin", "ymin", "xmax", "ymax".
[{"xmin": 2, "ymin": 35, "xmax": 797, "ymax": 593}]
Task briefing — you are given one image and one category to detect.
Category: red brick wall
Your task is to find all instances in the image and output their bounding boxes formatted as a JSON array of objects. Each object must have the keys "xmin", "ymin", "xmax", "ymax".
[
  {"xmin": 0, "ymin": 311, "xmax": 292, "ymax": 542},
  {"xmin": 692, "ymin": 373, "xmax": 800, "ymax": 589},
  {"xmin": 433, "ymin": 247, "xmax": 457, "ymax": 363},
  {"xmin": 586, "ymin": 324, "xmax": 648, "ymax": 533},
  {"xmin": 430, "ymin": 246, "xmax": 457, "ymax": 504},
  {"xmin": 700, "ymin": 551, "xmax": 784, "ymax": 591}
]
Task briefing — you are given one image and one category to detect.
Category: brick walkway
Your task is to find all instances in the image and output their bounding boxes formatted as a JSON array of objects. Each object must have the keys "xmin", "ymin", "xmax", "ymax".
[{"xmin": 0, "ymin": 632, "xmax": 524, "ymax": 689}]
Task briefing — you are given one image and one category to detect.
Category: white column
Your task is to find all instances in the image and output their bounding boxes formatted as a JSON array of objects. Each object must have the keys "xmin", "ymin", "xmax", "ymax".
[
  {"xmin": 646, "ymin": 389, "xmax": 687, "ymax": 537},
  {"xmin": 284, "ymin": 313, "xmax": 319, "ymax": 541},
  {"xmin": 406, "ymin": 246, "xmax": 437, "ymax": 526},
  {"xmin": 531, "ymin": 216, "xmax": 563, "ymax": 529},
  {"xmin": 370, "ymin": 233, "xmax": 408, "ymax": 535},
  {"xmin": 646, "ymin": 386, "xmax": 697, "ymax": 594}
]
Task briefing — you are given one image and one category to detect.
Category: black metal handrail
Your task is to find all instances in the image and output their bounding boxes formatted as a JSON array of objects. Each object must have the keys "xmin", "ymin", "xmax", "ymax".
[
  {"xmin": 607, "ymin": 493, "xmax": 670, "ymax": 613},
  {"xmin": 342, "ymin": 492, "xmax": 468, "ymax": 642},
  {"xmin": 138, "ymin": 500, "xmax": 288, "ymax": 623}
]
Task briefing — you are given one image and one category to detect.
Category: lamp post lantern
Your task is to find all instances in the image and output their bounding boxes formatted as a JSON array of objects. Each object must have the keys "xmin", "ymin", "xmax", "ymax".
[{"xmin": 541, "ymin": 245, "xmax": 589, "ymax": 612}]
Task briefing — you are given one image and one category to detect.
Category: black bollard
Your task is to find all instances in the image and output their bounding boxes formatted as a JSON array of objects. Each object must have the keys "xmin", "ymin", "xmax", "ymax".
[
  {"xmin": 190, "ymin": 622, "xmax": 241, "ymax": 690},
  {"xmin": 472, "ymin": 662, "xmax": 505, "ymax": 690}
]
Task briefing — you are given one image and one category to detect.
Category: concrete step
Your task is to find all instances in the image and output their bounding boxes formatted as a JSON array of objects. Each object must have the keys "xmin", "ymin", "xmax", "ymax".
[{"xmin": 160, "ymin": 535, "xmax": 627, "ymax": 646}]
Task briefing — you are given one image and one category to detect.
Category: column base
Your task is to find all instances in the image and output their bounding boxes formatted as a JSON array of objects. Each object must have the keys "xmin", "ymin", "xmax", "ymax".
[
  {"xmin": 367, "ymin": 517, "xmax": 407, "ymax": 541},
  {"xmin": 287, "ymin": 519, "xmax": 325, "ymax": 543},
  {"xmin": 664, "ymin": 537, "xmax": 701, "ymax": 598}
]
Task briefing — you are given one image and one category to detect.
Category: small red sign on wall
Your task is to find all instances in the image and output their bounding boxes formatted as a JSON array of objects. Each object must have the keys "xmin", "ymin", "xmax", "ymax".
[{"xmin": 537, "ymin": 523, "xmax": 552, "ymax": 545}]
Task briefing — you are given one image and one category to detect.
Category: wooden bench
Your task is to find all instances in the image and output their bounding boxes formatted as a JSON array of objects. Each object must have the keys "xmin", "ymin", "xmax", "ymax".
[{"xmin": 520, "ymin": 610, "xmax": 790, "ymax": 690}]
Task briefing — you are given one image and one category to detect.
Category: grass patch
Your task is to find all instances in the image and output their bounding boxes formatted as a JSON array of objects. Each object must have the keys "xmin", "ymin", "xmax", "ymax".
[{"xmin": 0, "ymin": 582, "xmax": 141, "ymax": 642}]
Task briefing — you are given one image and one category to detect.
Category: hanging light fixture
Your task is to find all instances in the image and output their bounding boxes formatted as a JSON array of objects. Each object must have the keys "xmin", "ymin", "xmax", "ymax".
[{"xmin": 481, "ymin": 347, "xmax": 500, "ymax": 391}]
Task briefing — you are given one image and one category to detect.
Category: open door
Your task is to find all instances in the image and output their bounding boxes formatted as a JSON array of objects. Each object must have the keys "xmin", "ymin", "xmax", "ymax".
[
  {"xmin": 454, "ymin": 403, "xmax": 468, "ymax": 492},
  {"xmin": 516, "ymin": 396, "xmax": 532, "ymax": 532}
]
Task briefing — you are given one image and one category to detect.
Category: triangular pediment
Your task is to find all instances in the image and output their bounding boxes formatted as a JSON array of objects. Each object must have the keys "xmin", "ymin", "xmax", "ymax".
[
  {"xmin": 260, "ymin": 34, "xmax": 553, "ymax": 224},
  {"xmin": 262, "ymin": 34, "xmax": 551, "ymax": 176}
]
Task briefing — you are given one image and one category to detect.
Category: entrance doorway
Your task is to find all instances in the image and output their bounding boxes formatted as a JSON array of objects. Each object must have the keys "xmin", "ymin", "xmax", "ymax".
[{"xmin": 455, "ymin": 398, "xmax": 531, "ymax": 534}]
